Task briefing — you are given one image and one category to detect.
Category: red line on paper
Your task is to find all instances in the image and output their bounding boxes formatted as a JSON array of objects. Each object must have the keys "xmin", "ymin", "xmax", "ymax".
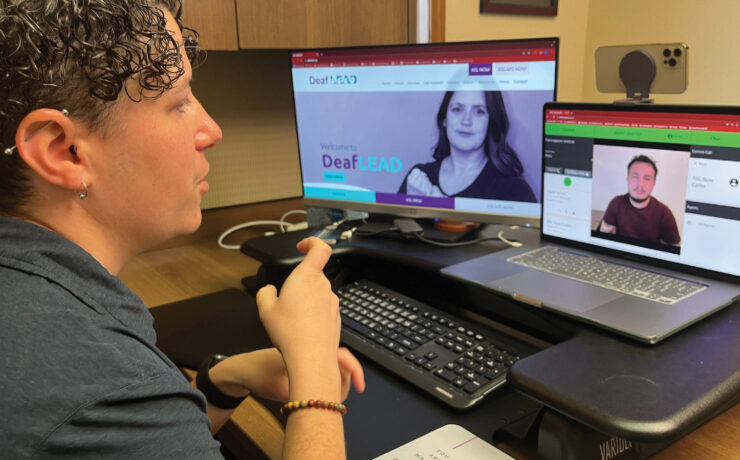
[{"xmin": 452, "ymin": 436, "xmax": 477, "ymax": 450}]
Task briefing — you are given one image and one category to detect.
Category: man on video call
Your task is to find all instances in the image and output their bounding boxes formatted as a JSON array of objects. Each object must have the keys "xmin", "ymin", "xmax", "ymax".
[{"xmin": 599, "ymin": 155, "xmax": 681, "ymax": 245}]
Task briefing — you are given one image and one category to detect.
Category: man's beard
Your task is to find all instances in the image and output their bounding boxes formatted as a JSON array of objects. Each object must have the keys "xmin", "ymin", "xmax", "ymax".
[{"xmin": 630, "ymin": 193, "xmax": 649, "ymax": 203}]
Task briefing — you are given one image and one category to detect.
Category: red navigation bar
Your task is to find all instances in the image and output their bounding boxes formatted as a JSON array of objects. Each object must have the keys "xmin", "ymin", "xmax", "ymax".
[
  {"xmin": 291, "ymin": 41, "xmax": 557, "ymax": 68},
  {"xmin": 546, "ymin": 109, "xmax": 740, "ymax": 133}
]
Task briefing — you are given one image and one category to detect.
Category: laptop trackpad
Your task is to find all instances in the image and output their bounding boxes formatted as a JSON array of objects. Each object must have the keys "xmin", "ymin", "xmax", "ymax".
[{"xmin": 493, "ymin": 270, "xmax": 623, "ymax": 314}]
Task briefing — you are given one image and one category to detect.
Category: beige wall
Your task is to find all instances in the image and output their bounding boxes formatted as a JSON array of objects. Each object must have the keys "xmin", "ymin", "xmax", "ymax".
[
  {"xmin": 581, "ymin": 0, "xmax": 740, "ymax": 104},
  {"xmin": 192, "ymin": 50, "xmax": 302, "ymax": 210},
  {"xmin": 446, "ymin": 0, "xmax": 591, "ymax": 101},
  {"xmin": 448, "ymin": 0, "xmax": 740, "ymax": 104}
]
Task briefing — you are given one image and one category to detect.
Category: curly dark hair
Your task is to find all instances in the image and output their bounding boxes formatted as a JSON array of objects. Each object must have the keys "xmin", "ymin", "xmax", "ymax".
[{"xmin": 0, "ymin": 0, "xmax": 198, "ymax": 215}]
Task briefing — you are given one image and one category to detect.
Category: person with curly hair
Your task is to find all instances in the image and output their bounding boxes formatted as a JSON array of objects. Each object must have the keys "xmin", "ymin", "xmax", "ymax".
[{"xmin": 0, "ymin": 1, "xmax": 364, "ymax": 458}]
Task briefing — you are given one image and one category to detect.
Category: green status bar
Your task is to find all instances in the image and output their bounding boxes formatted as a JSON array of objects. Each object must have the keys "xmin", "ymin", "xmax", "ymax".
[{"xmin": 545, "ymin": 123, "xmax": 740, "ymax": 148}]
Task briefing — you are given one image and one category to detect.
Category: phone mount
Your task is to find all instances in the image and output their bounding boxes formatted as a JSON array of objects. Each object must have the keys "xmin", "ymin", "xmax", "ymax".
[{"xmin": 614, "ymin": 50, "xmax": 656, "ymax": 104}]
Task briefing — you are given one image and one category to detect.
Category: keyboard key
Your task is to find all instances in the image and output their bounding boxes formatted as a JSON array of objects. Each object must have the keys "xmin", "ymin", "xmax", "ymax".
[
  {"xmin": 341, "ymin": 316, "xmax": 369, "ymax": 335},
  {"xmin": 463, "ymin": 381, "xmax": 481, "ymax": 393},
  {"xmin": 434, "ymin": 368, "xmax": 456, "ymax": 382},
  {"xmin": 485, "ymin": 365, "xmax": 507, "ymax": 380},
  {"xmin": 399, "ymin": 338, "xmax": 416, "ymax": 349}
]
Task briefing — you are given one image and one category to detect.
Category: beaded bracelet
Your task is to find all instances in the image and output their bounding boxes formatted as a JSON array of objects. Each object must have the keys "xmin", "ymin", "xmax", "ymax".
[{"xmin": 280, "ymin": 399, "xmax": 348, "ymax": 416}]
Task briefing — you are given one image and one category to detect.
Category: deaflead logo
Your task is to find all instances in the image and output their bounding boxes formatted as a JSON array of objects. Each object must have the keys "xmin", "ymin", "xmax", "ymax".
[
  {"xmin": 322, "ymin": 154, "xmax": 402, "ymax": 173},
  {"xmin": 310, "ymin": 75, "xmax": 329, "ymax": 85},
  {"xmin": 309, "ymin": 75, "xmax": 358, "ymax": 85}
]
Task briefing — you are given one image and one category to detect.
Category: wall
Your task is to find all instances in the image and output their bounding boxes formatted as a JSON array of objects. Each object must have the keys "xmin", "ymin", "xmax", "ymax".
[
  {"xmin": 446, "ymin": 0, "xmax": 591, "ymax": 102},
  {"xmin": 192, "ymin": 51, "xmax": 302, "ymax": 209},
  {"xmin": 581, "ymin": 0, "xmax": 740, "ymax": 104},
  {"xmin": 448, "ymin": 0, "xmax": 740, "ymax": 104}
]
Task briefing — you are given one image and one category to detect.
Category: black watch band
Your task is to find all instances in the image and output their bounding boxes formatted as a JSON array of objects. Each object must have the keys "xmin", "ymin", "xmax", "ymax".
[{"xmin": 196, "ymin": 354, "xmax": 248, "ymax": 410}]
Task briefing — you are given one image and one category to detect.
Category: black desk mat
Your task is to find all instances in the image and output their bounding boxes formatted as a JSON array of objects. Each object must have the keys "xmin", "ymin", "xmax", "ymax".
[{"xmin": 150, "ymin": 289, "xmax": 273, "ymax": 370}]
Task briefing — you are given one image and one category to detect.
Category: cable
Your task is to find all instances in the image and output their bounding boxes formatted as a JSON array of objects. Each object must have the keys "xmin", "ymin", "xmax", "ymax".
[
  {"xmin": 218, "ymin": 220, "xmax": 287, "ymax": 250},
  {"xmin": 410, "ymin": 225, "xmax": 523, "ymax": 248},
  {"xmin": 497, "ymin": 225, "xmax": 523, "ymax": 248},
  {"xmin": 412, "ymin": 232, "xmax": 503, "ymax": 247},
  {"xmin": 280, "ymin": 209, "xmax": 307, "ymax": 232}
]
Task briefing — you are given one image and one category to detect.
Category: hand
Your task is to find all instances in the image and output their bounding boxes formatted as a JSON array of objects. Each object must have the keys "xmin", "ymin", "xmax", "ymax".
[
  {"xmin": 256, "ymin": 237, "xmax": 340, "ymax": 370},
  {"xmin": 213, "ymin": 347, "xmax": 365, "ymax": 403},
  {"xmin": 599, "ymin": 220, "xmax": 617, "ymax": 234},
  {"xmin": 406, "ymin": 168, "xmax": 445, "ymax": 197}
]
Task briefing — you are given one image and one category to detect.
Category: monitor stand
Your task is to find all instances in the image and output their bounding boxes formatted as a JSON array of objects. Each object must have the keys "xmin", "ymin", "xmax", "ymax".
[
  {"xmin": 425, "ymin": 218, "xmax": 480, "ymax": 243},
  {"xmin": 356, "ymin": 215, "xmax": 481, "ymax": 243}
]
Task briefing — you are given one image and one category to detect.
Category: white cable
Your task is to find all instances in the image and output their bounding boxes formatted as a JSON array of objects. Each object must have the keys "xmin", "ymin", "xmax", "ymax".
[
  {"xmin": 217, "ymin": 209, "xmax": 309, "ymax": 250},
  {"xmin": 280, "ymin": 209, "xmax": 307, "ymax": 232},
  {"xmin": 217, "ymin": 220, "xmax": 286, "ymax": 250},
  {"xmin": 497, "ymin": 225, "xmax": 523, "ymax": 248}
]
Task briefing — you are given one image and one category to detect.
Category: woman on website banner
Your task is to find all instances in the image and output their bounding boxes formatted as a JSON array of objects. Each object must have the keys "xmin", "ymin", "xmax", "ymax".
[{"xmin": 398, "ymin": 90, "xmax": 536, "ymax": 202}]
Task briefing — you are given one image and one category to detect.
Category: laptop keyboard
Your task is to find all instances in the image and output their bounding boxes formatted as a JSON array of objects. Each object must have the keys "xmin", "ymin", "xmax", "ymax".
[
  {"xmin": 337, "ymin": 280, "xmax": 538, "ymax": 409},
  {"xmin": 507, "ymin": 247, "xmax": 706, "ymax": 305}
]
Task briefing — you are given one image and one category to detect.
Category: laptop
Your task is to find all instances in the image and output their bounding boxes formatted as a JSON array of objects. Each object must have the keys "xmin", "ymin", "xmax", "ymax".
[{"xmin": 442, "ymin": 102, "xmax": 740, "ymax": 343}]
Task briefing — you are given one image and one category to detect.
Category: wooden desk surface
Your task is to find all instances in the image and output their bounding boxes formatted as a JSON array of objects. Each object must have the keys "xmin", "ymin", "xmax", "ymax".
[{"xmin": 119, "ymin": 199, "xmax": 739, "ymax": 459}]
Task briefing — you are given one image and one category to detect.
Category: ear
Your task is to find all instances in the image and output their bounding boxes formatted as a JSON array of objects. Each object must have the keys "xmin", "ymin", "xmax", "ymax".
[{"xmin": 15, "ymin": 108, "xmax": 86, "ymax": 191}]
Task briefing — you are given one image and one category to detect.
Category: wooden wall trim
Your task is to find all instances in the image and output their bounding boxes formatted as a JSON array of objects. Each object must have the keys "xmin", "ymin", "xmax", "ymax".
[
  {"xmin": 431, "ymin": 0, "xmax": 445, "ymax": 42},
  {"xmin": 409, "ymin": 0, "xmax": 419, "ymax": 43}
]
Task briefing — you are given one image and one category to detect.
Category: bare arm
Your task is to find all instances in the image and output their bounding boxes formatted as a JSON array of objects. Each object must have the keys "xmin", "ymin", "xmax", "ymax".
[
  {"xmin": 201, "ymin": 347, "xmax": 364, "ymax": 435},
  {"xmin": 256, "ymin": 237, "xmax": 364, "ymax": 459}
]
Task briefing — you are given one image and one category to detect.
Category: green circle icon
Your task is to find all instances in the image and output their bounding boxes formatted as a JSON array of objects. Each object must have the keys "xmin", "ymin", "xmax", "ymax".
[{"xmin": 564, "ymin": 177, "xmax": 572, "ymax": 187}]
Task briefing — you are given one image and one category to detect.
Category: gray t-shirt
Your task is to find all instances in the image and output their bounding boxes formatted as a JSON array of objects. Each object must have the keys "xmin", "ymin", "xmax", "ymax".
[{"xmin": 0, "ymin": 217, "xmax": 223, "ymax": 458}]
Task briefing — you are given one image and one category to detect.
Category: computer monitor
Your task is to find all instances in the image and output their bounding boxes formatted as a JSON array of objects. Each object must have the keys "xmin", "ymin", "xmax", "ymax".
[{"xmin": 290, "ymin": 38, "xmax": 559, "ymax": 227}]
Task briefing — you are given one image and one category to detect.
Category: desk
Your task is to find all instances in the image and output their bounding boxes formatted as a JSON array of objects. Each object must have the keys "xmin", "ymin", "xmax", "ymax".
[{"xmin": 119, "ymin": 200, "xmax": 740, "ymax": 459}]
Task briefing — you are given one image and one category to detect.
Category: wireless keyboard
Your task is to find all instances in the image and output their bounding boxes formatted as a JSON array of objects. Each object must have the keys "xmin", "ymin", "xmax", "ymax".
[{"xmin": 337, "ymin": 280, "xmax": 539, "ymax": 409}]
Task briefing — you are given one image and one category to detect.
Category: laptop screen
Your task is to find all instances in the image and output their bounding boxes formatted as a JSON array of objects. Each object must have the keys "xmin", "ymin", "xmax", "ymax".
[{"xmin": 542, "ymin": 103, "xmax": 740, "ymax": 278}]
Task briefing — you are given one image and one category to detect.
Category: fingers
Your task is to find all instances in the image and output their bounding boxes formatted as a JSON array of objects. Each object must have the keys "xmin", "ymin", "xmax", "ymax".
[
  {"xmin": 338, "ymin": 347, "xmax": 366, "ymax": 394},
  {"xmin": 408, "ymin": 168, "xmax": 434, "ymax": 195},
  {"xmin": 255, "ymin": 284, "xmax": 277, "ymax": 309},
  {"xmin": 295, "ymin": 237, "xmax": 332, "ymax": 272}
]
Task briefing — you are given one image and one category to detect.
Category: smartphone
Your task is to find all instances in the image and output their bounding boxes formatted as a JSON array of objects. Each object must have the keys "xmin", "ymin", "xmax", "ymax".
[{"xmin": 595, "ymin": 43, "xmax": 688, "ymax": 94}]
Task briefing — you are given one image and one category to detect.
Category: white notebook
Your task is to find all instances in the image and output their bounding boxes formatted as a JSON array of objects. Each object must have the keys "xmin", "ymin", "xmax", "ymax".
[{"xmin": 373, "ymin": 424, "xmax": 513, "ymax": 460}]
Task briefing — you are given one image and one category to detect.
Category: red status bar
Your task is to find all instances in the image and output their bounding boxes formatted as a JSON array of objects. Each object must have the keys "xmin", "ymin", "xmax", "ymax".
[
  {"xmin": 546, "ymin": 109, "xmax": 740, "ymax": 132},
  {"xmin": 292, "ymin": 48, "xmax": 555, "ymax": 68}
]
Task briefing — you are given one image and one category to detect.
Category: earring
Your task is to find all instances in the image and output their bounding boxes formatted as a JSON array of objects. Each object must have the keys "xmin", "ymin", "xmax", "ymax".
[
  {"xmin": 3, "ymin": 109, "xmax": 70, "ymax": 156},
  {"xmin": 78, "ymin": 179, "xmax": 88, "ymax": 200}
]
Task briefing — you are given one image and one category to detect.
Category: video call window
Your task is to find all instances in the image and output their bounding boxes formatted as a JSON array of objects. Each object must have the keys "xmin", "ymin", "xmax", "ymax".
[
  {"xmin": 590, "ymin": 141, "xmax": 690, "ymax": 255},
  {"xmin": 543, "ymin": 106, "xmax": 740, "ymax": 277}
]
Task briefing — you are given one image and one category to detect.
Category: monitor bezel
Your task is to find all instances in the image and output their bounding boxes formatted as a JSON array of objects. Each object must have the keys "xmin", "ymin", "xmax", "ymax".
[
  {"xmin": 290, "ymin": 37, "xmax": 560, "ymax": 228},
  {"xmin": 541, "ymin": 101, "xmax": 740, "ymax": 282}
]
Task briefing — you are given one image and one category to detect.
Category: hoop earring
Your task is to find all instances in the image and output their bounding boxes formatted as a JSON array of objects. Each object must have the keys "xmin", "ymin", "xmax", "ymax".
[{"xmin": 78, "ymin": 179, "xmax": 88, "ymax": 200}]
